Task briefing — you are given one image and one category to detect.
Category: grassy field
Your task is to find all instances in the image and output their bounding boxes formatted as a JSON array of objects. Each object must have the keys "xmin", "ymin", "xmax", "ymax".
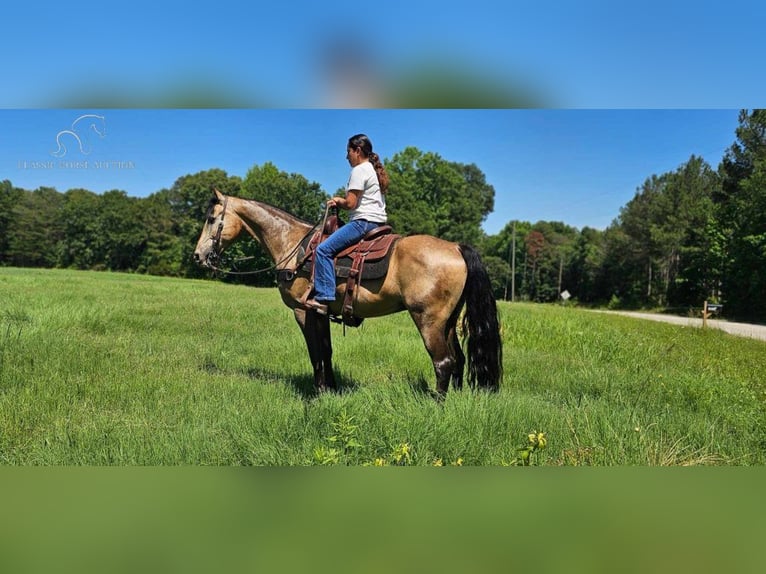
[{"xmin": 1, "ymin": 267, "xmax": 764, "ymax": 465}]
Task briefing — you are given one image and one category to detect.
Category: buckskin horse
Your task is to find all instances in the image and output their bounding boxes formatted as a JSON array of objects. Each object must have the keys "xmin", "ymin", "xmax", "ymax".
[{"xmin": 193, "ymin": 189, "xmax": 502, "ymax": 395}]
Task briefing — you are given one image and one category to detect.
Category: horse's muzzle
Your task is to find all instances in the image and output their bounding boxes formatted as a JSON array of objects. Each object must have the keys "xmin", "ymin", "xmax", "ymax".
[{"xmin": 193, "ymin": 251, "xmax": 213, "ymax": 268}]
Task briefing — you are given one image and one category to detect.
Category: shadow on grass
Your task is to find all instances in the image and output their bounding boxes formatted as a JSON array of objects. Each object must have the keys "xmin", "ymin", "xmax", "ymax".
[
  {"xmin": 408, "ymin": 376, "xmax": 442, "ymax": 400},
  {"xmin": 201, "ymin": 356, "xmax": 444, "ymax": 400},
  {"xmin": 199, "ymin": 357, "xmax": 359, "ymax": 399},
  {"xmin": 254, "ymin": 370, "xmax": 361, "ymax": 399}
]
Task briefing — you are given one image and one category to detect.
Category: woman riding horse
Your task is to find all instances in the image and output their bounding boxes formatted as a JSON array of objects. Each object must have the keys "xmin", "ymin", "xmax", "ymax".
[{"xmin": 305, "ymin": 134, "xmax": 389, "ymax": 315}]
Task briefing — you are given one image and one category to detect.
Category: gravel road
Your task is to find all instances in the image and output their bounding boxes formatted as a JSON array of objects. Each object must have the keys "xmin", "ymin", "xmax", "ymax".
[{"xmin": 594, "ymin": 310, "xmax": 766, "ymax": 343}]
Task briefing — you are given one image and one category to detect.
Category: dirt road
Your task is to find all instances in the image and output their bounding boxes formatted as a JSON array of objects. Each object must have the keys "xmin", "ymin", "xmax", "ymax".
[{"xmin": 594, "ymin": 310, "xmax": 766, "ymax": 343}]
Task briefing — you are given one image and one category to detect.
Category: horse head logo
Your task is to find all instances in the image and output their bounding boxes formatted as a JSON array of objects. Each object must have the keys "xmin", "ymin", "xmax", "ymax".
[{"xmin": 51, "ymin": 114, "xmax": 106, "ymax": 158}]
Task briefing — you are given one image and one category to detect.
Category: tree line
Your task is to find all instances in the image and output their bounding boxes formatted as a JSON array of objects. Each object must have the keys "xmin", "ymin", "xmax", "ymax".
[{"xmin": 2, "ymin": 110, "xmax": 764, "ymax": 322}]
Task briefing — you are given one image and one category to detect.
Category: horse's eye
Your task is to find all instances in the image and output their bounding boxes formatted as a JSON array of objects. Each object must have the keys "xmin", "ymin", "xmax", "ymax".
[{"xmin": 207, "ymin": 216, "xmax": 216, "ymax": 224}]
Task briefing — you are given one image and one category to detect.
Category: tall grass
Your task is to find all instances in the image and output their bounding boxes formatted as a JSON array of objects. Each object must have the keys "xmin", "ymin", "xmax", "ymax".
[{"xmin": 1, "ymin": 267, "xmax": 764, "ymax": 465}]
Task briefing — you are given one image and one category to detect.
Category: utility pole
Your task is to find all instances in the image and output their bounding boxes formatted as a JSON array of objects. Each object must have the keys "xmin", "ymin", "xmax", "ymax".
[
  {"xmin": 510, "ymin": 221, "xmax": 516, "ymax": 302},
  {"xmin": 557, "ymin": 252, "xmax": 564, "ymax": 296},
  {"xmin": 503, "ymin": 221, "xmax": 517, "ymax": 301}
]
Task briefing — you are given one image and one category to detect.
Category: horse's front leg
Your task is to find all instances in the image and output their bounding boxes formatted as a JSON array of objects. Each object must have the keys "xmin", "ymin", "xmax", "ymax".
[{"xmin": 294, "ymin": 308, "xmax": 336, "ymax": 392}]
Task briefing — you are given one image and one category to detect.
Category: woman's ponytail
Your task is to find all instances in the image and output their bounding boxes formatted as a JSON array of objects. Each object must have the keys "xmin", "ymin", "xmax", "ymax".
[{"xmin": 369, "ymin": 152, "xmax": 390, "ymax": 194}]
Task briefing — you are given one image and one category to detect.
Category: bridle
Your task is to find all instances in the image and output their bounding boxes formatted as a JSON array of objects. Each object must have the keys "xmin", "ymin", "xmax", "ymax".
[
  {"xmin": 208, "ymin": 195, "xmax": 229, "ymax": 265},
  {"xmin": 203, "ymin": 195, "xmax": 329, "ymax": 277}
]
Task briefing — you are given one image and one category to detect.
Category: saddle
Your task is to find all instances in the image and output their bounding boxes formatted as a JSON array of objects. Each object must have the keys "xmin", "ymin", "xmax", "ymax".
[{"xmin": 296, "ymin": 216, "xmax": 400, "ymax": 327}]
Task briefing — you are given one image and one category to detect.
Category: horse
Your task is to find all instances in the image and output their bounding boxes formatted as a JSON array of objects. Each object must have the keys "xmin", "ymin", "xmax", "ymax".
[{"xmin": 193, "ymin": 188, "xmax": 502, "ymax": 396}]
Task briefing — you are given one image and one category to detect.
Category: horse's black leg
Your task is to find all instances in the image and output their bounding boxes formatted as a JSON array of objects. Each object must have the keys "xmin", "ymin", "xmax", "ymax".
[
  {"xmin": 295, "ymin": 308, "xmax": 336, "ymax": 392},
  {"xmin": 295, "ymin": 309, "xmax": 331, "ymax": 393},
  {"xmin": 316, "ymin": 312, "xmax": 336, "ymax": 390}
]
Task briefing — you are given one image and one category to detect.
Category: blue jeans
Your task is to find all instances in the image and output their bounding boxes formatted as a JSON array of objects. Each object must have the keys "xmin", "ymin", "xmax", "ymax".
[{"xmin": 313, "ymin": 219, "xmax": 381, "ymax": 301}]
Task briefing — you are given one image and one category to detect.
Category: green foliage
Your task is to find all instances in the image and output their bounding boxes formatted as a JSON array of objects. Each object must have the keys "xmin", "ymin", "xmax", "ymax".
[
  {"xmin": 508, "ymin": 431, "xmax": 548, "ymax": 466},
  {"xmin": 718, "ymin": 110, "xmax": 766, "ymax": 321},
  {"xmin": 604, "ymin": 155, "xmax": 721, "ymax": 309},
  {"xmin": 242, "ymin": 162, "xmax": 327, "ymax": 223},
  {"xmin": 58, "ymin": 188, "xmax": 102, "ymax": 269},
  {"xmin": 313, "ymin": 409, "xmax": 364, "ymax": 465},
  {"xmin": 481, "ymin": 255, "xmax": 510, "ymax": 299},
  {"xmin": 135, "ymin": 191, "xmax": 186, "ymax": 276},
  {"xmin": 4, "ymin": 187, "xmax": 65, "ymax": 268},
  {"xmin": 482, "ymin": 219, "xmax": 582, "ymax": 303},
  {"xmin": 567, "ymin": 226, "xmax": 606, "ymax": 302},
  {"xmin": 385, "ymin": 147, "xmax": 494, "ymax": 246},
  {"xmin": 0, "ymin": 180, "xmax": 23, "ymax": 264}
]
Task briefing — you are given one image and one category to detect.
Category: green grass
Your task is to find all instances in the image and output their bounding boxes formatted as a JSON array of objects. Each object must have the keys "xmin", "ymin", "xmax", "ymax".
[{"xmin": 1, "ymin": 267, "xmax": 764, "ymax": 465}]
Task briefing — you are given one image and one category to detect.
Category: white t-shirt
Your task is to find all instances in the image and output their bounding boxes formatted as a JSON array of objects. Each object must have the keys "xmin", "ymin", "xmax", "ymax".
[{"xmin": 346, "ymin": 161, "xmax": 387, "ymax": 223}]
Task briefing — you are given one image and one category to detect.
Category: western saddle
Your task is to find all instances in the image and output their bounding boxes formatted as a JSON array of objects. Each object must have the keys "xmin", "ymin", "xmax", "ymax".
[{"xmin": 287, "ymin": 213, "xmax": 400, "ymax": 327}]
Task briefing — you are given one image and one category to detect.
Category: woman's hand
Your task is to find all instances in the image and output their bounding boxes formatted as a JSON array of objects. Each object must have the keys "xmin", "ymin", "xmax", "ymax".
[{"xmin": 330, "ymin": 190, "xmax": 361, "ymax": 211}]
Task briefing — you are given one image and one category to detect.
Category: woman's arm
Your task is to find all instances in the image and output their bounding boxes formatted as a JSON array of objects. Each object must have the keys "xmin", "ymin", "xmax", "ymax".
[{"xmin": 329, "ymin": 189, "xmax": 362, "ymax": 210}]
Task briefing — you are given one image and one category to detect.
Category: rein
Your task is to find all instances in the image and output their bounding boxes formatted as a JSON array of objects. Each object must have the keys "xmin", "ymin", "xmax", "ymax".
[{"xmin": 205, "ymin": 200, "xmax": 330, "ymax": 277}]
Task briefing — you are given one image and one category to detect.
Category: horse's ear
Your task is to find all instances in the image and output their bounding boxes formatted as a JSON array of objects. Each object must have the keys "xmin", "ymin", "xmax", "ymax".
[{"xmin": 213, "ymin": 187, "xmax": 224, "ymax": 201}]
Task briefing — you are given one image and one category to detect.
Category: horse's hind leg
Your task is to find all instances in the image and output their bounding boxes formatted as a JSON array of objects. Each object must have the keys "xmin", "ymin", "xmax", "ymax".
[{"xmin": 409, "ymin": 310, "xmax": 457, "ymax": 395}]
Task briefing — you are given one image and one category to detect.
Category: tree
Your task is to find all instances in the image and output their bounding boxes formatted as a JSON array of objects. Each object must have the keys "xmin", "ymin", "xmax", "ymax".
[
  {"xmin": 58, "ymin": 188, "xmax": 103, "ymax": 269},
  {"xmin": 380, "ymin": 147, "xmax": 437, "ymax": 237},
  {"xmin": 5, "ymin": 187, "xmax": 65, "ymax": 268},
  {"xmin": 604, "ymin": 156, "xmax": 719, "ymax": 308},
  {"xmin": 481, "ymin": 220, "xmax": 532, "ymax": 301},
  {"xmin": 617, "ymin": 175, "xmax": 662, "ymax": 304},
  {"xmin": 241, "ymin": 162, "xmax": 327, "ymax": 223},
  {"xmin": 99, "ymin": 190, "xmax": 147, "ymax": 271},
  {"xmin": 385, "ymin": 147, "xmax": 494, "ymax": 246},
  {"xmin": 481, "ymin": 255, "xmax": 510, "ymax": 300},
  {"xmin": 717, "ymin": 109, "xmax": 766, "ymax": 321},
  {"xmin": 567, "ymin": 226, "xmax": 605, "ymax": 304},
  {"xmin": 137, "ymin": 190, "xmax": 186, "ymax": 276},
  {"xmin": 0, "ymin": 180, "xmax": 23, "ymax": 265},
  {"xmin": 522, "ymin": 222, "xmax": 578, "ymax": 303},
  {"xmin": 599, "ymin": 224, "xmax": 644, "ymax": 307},
  {"xmin": 663, "ymin": 158, "xmax": 720, "ymax": 307},
  {"xmin": 524, "ymin": 229, "xmax": 546, "ymax": 301}
]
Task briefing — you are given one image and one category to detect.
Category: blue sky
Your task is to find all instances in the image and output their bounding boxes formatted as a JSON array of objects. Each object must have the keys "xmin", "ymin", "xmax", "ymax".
[
  {"xmin": 1, "ymin": 2, "xmax": 763, "ymax": 107},
  {"xmin": 2, "ymin": 109, "xmax": 741, "ymax": 234}
]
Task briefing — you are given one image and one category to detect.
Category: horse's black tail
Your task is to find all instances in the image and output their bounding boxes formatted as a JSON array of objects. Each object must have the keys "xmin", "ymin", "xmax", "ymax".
[{"xmin": 459, "ymin": 244, "xmax": 503, "ymax": 391}]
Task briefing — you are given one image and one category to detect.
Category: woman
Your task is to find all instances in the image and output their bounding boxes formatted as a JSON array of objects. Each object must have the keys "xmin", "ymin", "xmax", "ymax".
[{"xmin": 305, "ymin": 133, "xmax": 390, "ymax": 315}]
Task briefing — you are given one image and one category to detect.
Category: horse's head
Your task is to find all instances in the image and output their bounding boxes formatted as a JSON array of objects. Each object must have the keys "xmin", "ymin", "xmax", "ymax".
[{"xmin": 193, "ymin": 189, "xmax": 243, "ymax": 268}]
